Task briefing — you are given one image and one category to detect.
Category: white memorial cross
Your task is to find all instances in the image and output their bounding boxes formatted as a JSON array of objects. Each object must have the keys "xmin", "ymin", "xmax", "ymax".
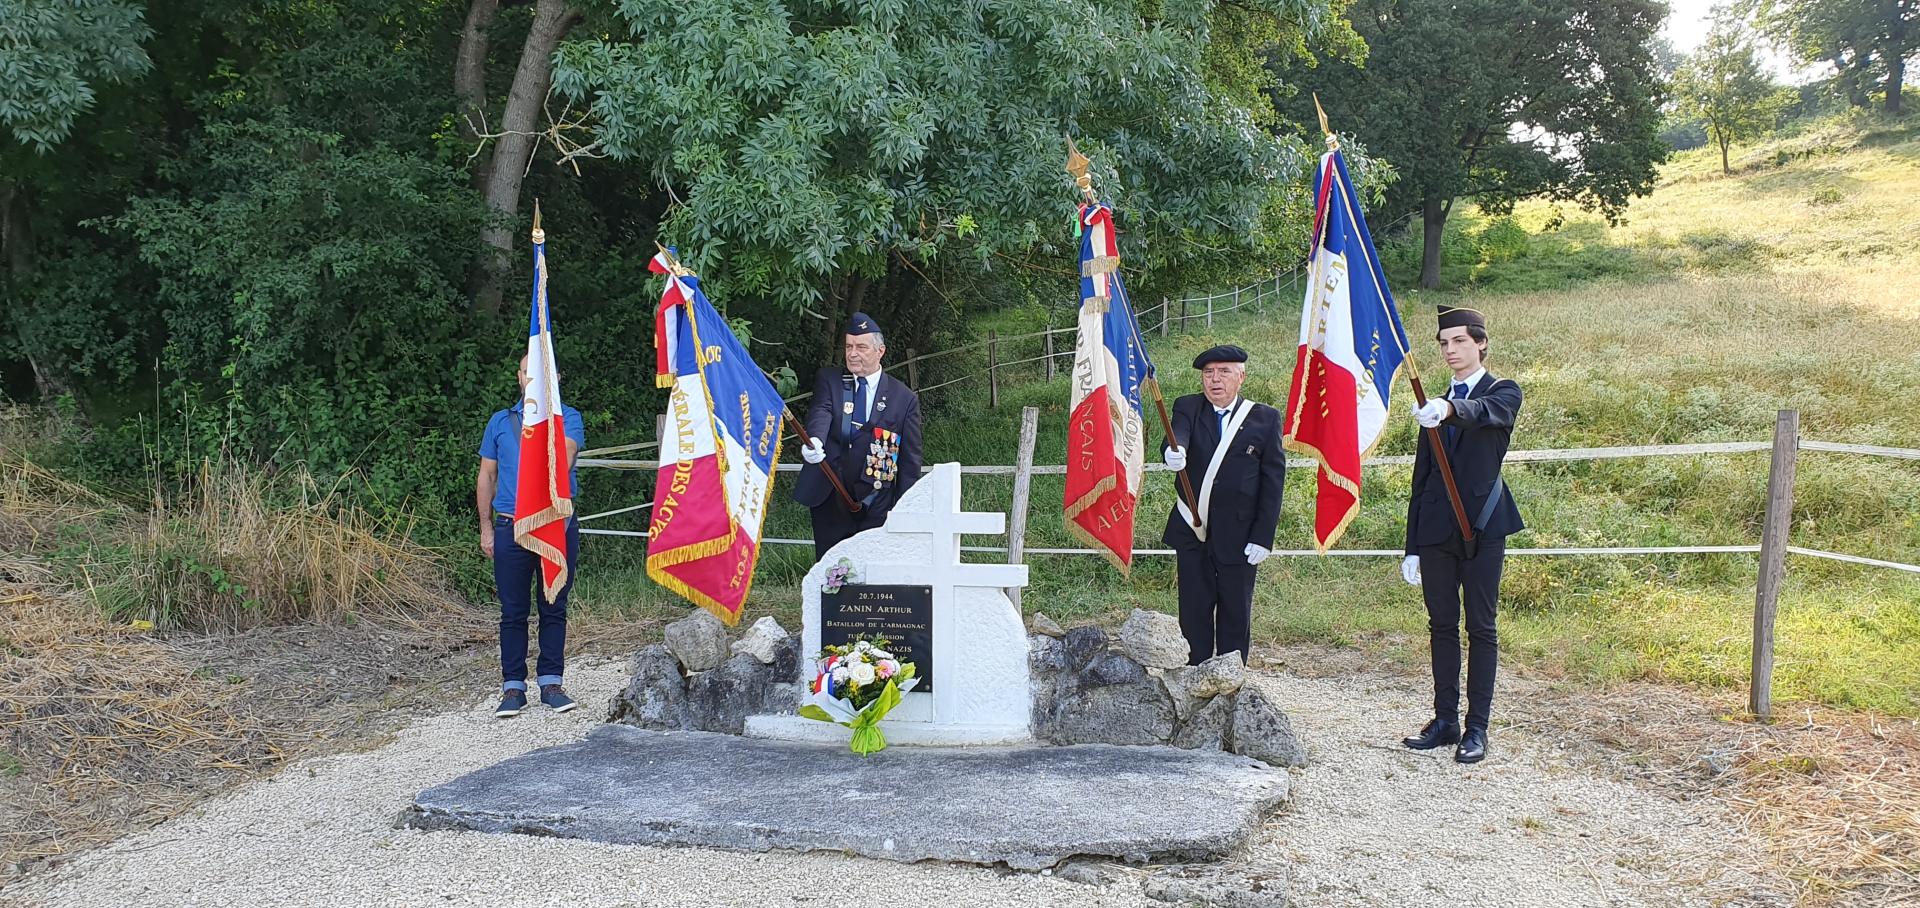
[{"xmin": 746, "ymin": 463, "xmax": 1034, "ymax": 746}]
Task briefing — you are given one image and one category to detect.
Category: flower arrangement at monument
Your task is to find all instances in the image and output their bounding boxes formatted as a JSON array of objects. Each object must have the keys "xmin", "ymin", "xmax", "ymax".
[
  {"xmin": 799, "ymin": 638, "xmax": 918, "ymax": 755},
  {"xmin": 821, "ymin": 557, "xmax": 859, "ymax": 593}
]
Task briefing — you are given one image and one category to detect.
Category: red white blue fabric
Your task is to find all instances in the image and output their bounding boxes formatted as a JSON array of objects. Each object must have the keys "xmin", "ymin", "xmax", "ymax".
[
  {"xmin": 1064, "ymin": 202, "xmax": 1154, "ymax": 572},
  {"xmin": 1283, "ymin": 151, "xmax": 1411, "ymax": 552},
  {"xmin": 644, "ymin": 251, "xmax": 784, "ymax": 625},
  {"xmin": 513, "ymin": 232, "xmax": 574, "ymax": 602}
]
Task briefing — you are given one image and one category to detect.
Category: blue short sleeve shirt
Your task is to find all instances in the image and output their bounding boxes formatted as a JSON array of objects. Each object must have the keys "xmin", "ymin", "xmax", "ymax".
[{"xmin": 480, "ymin": 403, "xmax": 586, "ymax": 516}]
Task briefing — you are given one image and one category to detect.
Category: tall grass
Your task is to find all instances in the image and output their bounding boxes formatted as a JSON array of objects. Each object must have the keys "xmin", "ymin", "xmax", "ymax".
[{"xmin": 0, "ymin": 420, "xmax": 470, "ymax": 632}]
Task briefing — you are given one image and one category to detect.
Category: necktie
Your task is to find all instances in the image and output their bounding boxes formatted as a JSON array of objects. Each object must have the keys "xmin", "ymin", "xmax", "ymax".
[
  {"xmin": 1216, "ymin": 407, "xmax": 1228, "ymax": 439},
  {"xmin": 1447, "ymin": 382, "xmax": 1467, "ymax": 444},
  {"xmin": 855, "ymin": 376, "xmax": 870, "ymax": 426}
]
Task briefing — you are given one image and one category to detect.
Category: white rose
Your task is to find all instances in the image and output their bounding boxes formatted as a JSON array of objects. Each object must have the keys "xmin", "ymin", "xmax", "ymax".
[
  {"xmin": 850, "ymin": 663, "xmax": 877, "ymax": 685},
  {"xmin": 872, "ymin": 648, "xmax": 893, "ymax": 660}
]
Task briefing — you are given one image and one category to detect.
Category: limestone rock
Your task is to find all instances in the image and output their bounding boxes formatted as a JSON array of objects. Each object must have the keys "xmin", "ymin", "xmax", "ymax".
[
  {"xmin": 1144, "ymin": 860, "xmax": 1291, "ymax": 907},
  {"xmin": 730, "ymin": 616, "xmax": 790, "ymax": 665},
  {"xmin": 607, "ymin": 644, "xmax": 693, "ymax": 730},
  {"xmin": 1229, "ymin": 687, "xmax": 1307, "ymax": 768},
  {"xmin": 1029, "ymin": 612, "xmax": 1068, "ymax": 638},
  {"xmin": 1061, "ymin": 625, "xmax": 1109, "ymax": 672},
  {"xmin": 1185, "ymin": 653, "xmax": 1246, "ymax": 699},
  {"xmin": 687, "ymin": 652, "xmax": 791, "ymax": 734},
  {"xmin": 1082, "ymin": 651, "xmax": 1147, "ymax": 689},
  {"xmin": 1044, "ymin": 676, "xmax": 1176, "ymax": 746},
  {"xmin": 1118, "ymin": 608, "xmax": 1189, "ymax": 670},
  {"xmin": 1029, "ymin": 634, "xmax": 1071, "ymax": 676},
  {"xmin": 1171, "ymin": 693, "xmax": 1234, "ymax": 751},
  {"xmin": 663, "ymin": 610, "xmax": 729, "ymax": 672}
]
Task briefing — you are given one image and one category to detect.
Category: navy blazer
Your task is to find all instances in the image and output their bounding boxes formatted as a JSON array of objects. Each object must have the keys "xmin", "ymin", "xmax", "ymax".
[
  {"xmin": 792, "ymin": 367, "xmax": 923, "ymax": 512},
  {"xmin": 1405, "ymin": 372, "xmax": 1525, "ymax": 553},
  {"xmin": 1160, "ymin": 394, "xmax": 1287, "ymax": 562}
]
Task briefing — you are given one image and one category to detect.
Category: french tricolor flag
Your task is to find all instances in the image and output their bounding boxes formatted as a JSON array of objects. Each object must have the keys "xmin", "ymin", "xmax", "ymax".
[
  {"xmin": 513, "ymin": 214, "xmax": 574, "ymax": 602},
  {"xmin": 644, "ymin": 249, "xmax": 784, "ymax": 626},
  {"xmin": 1282, "ymin": 149, "xmax": 1411, "ymax": 552}
]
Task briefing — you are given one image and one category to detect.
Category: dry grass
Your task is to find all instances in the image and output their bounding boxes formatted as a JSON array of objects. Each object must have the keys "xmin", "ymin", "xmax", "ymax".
[
  {"xmin": 0, "ymin": 558, "xmax": 307, "ymax": 879},
  {"xmin": 0, "ymin": 425, "xmax": 486, "ymax": 882},
  {"xmin": 1529, "ymin": 682, "xmax": 1920, "ymax": 907}
]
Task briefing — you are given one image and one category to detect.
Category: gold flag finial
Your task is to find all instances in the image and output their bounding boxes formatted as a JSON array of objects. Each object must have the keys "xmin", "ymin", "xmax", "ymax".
[
  {"xmin": 653, "ymin": 241, "xmax": 695, "ymax": 277},
  {"xmin": 1064, "ymin": 135, "xmax": 1097, "ymax": 202},
  {"xmin": 1312, "ymin": 94, "xmax": 1340, "ymax": 152},
  {"xmin": 531, "ymin": 199, "xmax": 546, "ymax": 244}
]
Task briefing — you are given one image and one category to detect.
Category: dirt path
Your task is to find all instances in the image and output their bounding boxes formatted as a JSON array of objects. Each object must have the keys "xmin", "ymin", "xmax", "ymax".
[{"xmin": 5, "ymin": 659, "xmax": 1795, "ymax": 908}]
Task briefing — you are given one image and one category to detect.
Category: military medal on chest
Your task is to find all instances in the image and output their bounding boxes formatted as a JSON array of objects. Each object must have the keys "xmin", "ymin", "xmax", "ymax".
[{"xmin": 864, "ymin": 426, "xmax": 900, "ymax": 487}]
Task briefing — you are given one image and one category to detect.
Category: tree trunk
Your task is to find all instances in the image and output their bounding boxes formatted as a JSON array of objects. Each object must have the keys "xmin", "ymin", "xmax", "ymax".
[
  {"xmin": 1886, "ymin": 38, "xmax": 1906, "ymax": 115},
  {"xmin": 1, "ymin": 184, "xmax": 32, "ymax": 278},
  {"xmin": 1419, "ymin": 195, "xmax": 1447, "ymax": 290},
  {"xmin": 468, "ymin": 0, "xmax": 580, "ymax": 316},
  {"xmin": 1720, "ymin": 134, "xmax": 1731, "ymax": 175},
  {"xmin": 455, "ymin": 0, "xmax": 502, "ymax": 191}
]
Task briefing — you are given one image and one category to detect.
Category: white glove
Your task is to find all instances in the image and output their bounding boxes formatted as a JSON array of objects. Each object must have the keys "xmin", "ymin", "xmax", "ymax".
[
  {"xmin": 1244, "ymin": 543, "xmax": 1271, "ymax": 566},
  {"xmin": 1164, "ymin": 445, "xmax": 1187, "ymax": 471},
  {"xmin": 800, "ymin": 437, "xmax": 826, "ymax": 464},
  {"xmin": 1413, "ymin": 399, "xmax": 1451, "ymax": 428},
  {"xmin": 1400, "ymin": 554, "xmax": 1422, "ymax": 586}
]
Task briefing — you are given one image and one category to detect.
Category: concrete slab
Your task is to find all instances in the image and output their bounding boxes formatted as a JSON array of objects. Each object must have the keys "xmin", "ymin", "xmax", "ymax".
[{"xmin": 403, "ymin": 725, "xmax": 1290, "ymax": 870}]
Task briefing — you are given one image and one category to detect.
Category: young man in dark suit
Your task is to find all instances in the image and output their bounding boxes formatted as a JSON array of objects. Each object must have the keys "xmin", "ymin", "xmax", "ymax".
[
  {"xmin": 1160, "ymin": 345, "xmax": 1287, "ymax": 666},
  {"xmin": 1399, "ymin": 305, "xmax": 1524, "ymax": 764},
  {"xmin": 793, "ymin": 312, "xmax": 924, "ymax": 561}
]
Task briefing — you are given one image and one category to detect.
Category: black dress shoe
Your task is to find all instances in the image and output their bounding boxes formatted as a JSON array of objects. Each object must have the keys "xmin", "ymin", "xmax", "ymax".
[
  {"xmin": 1455, "ymin": 727, "xmax": 1488, "ymax": 764},
  {"xmin": 1401, "ymin": 718, "xmax": 1462, "ymax": 750}
]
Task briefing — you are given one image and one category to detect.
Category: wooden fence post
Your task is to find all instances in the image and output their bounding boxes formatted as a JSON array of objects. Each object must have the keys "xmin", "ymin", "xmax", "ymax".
[
  {"xmin": 1179, "ymin": 296, "xmax": 1188, "ymax": 333},
  {"xmin": 1043, "ymin": 318, "xmax": 1057, "ymax": 382},
  {"xmin": 1207, "ymin": 293, "xmax": 1215, "ymax": 329},
  {"xmin": 987, "ymin": 329, "xmax": 1000, "ymax": 409},
  {"xmin": 906, "ymin": 350, "xmax": 918, "ymax": 390},
  {"xmin": 1008, "ymin": 406, "xmax": 1040, "ymax": 609},
  {"xmin": 1160, "ymin": 297, "xmax": 1170, "ymax": 337},
  {"xmin": 1750, "ymin": 409, "xmax": 1800, "ymax": 721}
]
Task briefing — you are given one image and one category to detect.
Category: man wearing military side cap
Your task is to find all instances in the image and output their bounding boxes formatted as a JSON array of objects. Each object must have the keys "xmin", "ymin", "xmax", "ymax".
[
  {"xmin": 1399, "ymin": 305, "xmax": 1524, "ymax": 764},
  {"xmin": 793, "ymin": 313, "xmax": 923, "ymax": 561},
  {"xmin": 1160, "ymin": 345, "xmax": 1286, "ymax": 666}
]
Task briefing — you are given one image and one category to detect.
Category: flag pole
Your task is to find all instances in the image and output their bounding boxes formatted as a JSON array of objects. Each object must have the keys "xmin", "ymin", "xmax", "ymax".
[
  {"xmin": 652, "ymin": 243, "xmax": 864, "ymax": 516},
  {"xmin": 1314, "ymin": 96, "xmax": 1476, "ymax": 547},
  {"xmin": 1067, "ymin": 137, "xmax": 1200, "ymax": 528}
]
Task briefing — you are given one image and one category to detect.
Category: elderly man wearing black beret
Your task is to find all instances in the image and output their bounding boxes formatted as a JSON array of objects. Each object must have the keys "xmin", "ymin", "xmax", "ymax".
[{"xmin": 1160, "ymin": 345, "xmax": 1287, "ymax": 666}]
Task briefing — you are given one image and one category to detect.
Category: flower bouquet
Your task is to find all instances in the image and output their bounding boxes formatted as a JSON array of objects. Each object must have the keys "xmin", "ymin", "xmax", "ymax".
[{"xmin": 798, "ymin": 639, "xmax": 918, "ymax": 755}]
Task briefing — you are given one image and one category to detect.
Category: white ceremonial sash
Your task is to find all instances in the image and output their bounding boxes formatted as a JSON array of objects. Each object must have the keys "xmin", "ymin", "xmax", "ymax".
[{"xmin": 1176, "ymin": 398, "xmax": 1253, "ymax": 543}]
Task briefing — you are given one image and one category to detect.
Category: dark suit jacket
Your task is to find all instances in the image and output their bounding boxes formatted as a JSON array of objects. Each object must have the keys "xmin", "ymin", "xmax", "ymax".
[
  {"xmin": 792, "ymin": 367, "xmax": 923, "ymax": 512},
  {"xmin": 1405, "ymin": 372, "xmax": 1525, "ymax": 553},
  {"xmin": 1160, "ymin": 394, "xmax": 1286, "ymax": 563}
]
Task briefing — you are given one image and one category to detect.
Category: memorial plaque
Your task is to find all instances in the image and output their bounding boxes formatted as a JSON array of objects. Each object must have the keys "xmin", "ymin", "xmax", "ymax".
[{"xmin": 819, "ymin": 584, "xmax": 935, "ymax": 693}]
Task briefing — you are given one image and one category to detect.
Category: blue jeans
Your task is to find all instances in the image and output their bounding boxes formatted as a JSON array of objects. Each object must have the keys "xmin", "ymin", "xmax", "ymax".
[{"xmin": 494, "ymin": 517, "xmax": 580, "ymax": 692}]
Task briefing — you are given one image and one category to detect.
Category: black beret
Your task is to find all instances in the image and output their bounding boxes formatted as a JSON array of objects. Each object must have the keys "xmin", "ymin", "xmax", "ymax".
[
  {"xmin": 1192, "ymin": 344, "xmax": 1249, "ymax": 369},
  {"xmin": 846, "ymin": 312, "xmax": 881, "ymax": 336},
  {"xmin": 1437, "ymin": 305, "xmax": 1487, "ymax": 331}
]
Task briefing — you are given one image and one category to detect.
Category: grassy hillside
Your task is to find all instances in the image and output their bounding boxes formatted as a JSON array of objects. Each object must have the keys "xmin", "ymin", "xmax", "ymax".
[{"xmin": 570, "ymin": 113, "xmax": 1920, "ymax": 715}]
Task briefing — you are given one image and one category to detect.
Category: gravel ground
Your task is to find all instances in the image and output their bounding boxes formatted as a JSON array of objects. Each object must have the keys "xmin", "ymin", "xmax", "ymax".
[{"xmin": 4, "ymin": 659, "xmax": 1792, "ymax": 908}]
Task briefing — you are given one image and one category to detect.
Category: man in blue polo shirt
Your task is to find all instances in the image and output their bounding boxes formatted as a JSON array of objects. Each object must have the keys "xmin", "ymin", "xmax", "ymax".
[{"xmin": 477, "ymin": 355, "xmax": 586, "ymax": 718}]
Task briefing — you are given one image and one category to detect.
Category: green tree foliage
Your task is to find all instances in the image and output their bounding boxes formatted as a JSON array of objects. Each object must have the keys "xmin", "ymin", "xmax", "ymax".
[
  {"xmin": 550, "ymin": 0, "xmax": 1362, "ymax": 339},
  {"xmin": 1673, "ymin": 14, "xmax": 1795, "ymax": 174},
  {"xmin": 1751, "ymin": 0, "xmax": 1916, "ymax": 113},
  {"xmin": 0, "ymin": 0, "xmax": 152, "ymax": 152},
  {"xmin": 1274, "ymin": 0, "xmax": 1670, "ymax": 289},
  {"xmin": 1, "ymin": 0, "xmax": 1370, "ymax": 528}
]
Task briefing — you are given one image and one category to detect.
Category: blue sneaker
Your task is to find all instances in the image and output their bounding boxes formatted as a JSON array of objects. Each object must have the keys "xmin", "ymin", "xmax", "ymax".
[
  {"xmin": 494, "ymin": 688, "xmax": 527, "ymax": 718},
  {"xmin": 540, "ymin": 684, "xmax": 578, "ymax": 713}
]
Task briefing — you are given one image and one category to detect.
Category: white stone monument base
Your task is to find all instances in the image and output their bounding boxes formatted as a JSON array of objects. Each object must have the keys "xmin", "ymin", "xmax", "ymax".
[{"xmin": 745, "ymin": 713, "xmax": 1031, "ymax": 747}]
